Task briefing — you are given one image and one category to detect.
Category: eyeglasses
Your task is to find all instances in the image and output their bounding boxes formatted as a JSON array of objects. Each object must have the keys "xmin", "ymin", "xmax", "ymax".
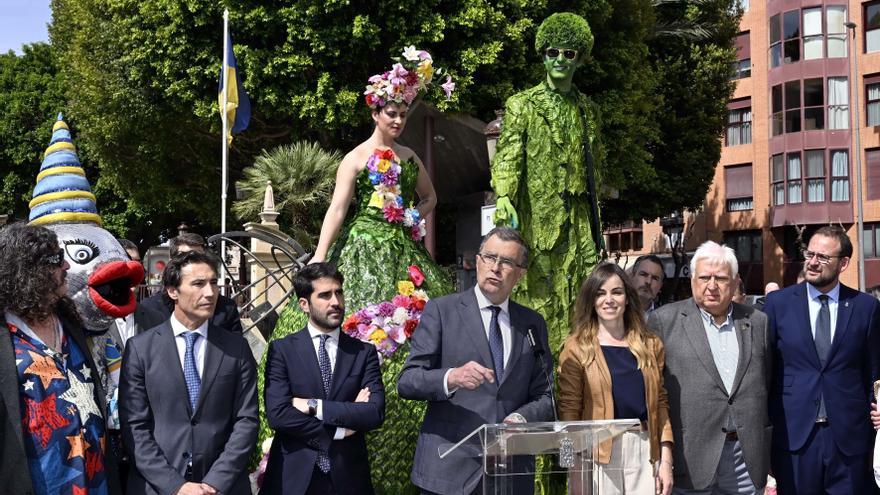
[
  {"xmin": 43, "ymin": 248, "xmax": 65, "ymax": 267},
  {"xmin": 695, "ymin": 275, "xmax": 731, "ymax": 287},
  {"xmin": 545, "ymin": 47, "xmax": 578, "ymax": 60},
  {"xmin": 477, "ymin": 252, "xmax": 523, "ymax": 270},
  {"xmin": 803, "ymin": 250, "xmax": 842, "ymax": 265}
]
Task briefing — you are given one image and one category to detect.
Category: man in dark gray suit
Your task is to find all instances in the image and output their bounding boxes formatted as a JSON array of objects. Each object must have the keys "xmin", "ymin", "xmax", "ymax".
[
  {"xmin": 120, "ymin": 251, "xmax": 258, "ymax": 495},
  {"xmin": 398, "ymin": 227, "xmax": 554, "ymax": 495},
  {"xmin": 648, "ymin": 241, "xmax": 770, "ymax": 494}
]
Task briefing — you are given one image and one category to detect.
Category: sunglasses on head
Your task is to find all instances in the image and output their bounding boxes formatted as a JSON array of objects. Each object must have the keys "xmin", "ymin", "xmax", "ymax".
[
  {"xmin": 43, "ymin": 248, "xmax": 65, "ymax": 267},
  {"xmin": 545, "ymin": 47, "xmax": 578, "ymax": 60}
]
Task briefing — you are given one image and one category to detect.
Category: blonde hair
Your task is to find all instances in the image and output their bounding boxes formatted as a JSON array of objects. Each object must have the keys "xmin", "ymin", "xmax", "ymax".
[{"xmin": 570, "ymin": 262, "xmax": 658, "ymax": 370}]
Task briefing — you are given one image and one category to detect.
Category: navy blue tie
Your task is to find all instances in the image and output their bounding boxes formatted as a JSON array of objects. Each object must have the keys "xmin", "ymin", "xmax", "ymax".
[
  {"xmin": 315, "ymin": 335, "xmax": 332, "ymax": 473},
  {"xmin": 488, "ymin": 306, "xmax": 504, "ymax": 383},
  {"xmin": 182, "ymin": 332, "xmax": 200, "ymax": 411}
]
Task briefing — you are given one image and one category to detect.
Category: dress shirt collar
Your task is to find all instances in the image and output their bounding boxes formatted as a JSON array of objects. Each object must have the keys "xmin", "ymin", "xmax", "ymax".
[
  {"xmin": 307, "ymin": 323, "xmax": 340, "ymax": 341},
  {"xmin": 806, "ymin": 281, "xmax": 840, "ymax": 304},
  {"xmin": 474, "ymin": 285, "xmax": 510, "ymax": 314},
  {"xmin": 170, "ymin": 314, "xmax": 209, "ymax": 340},
  {"xmin": 698, "ymin": 303, "xmax": 734, "ymax": 330}
]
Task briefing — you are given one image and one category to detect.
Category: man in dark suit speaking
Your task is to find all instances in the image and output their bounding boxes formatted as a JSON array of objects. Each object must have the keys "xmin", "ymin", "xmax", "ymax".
[
  {"xmin": 260, "ymin": 262, "xmax": 384, "ymax": 495},
  {"xmin": 398, "ymin": 227, "xmax": 554, "ymax": 494},
  {"xmin": 120, "ymin": 251, "xmax": 258, "ymax": 495}
]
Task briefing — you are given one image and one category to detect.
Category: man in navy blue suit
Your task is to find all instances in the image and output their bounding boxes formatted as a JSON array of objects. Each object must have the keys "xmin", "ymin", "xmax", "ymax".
[
  {"xmin": 260, "ymin": 263, "xmax": 384, "ymax": 495},
  {"xmin": 764, "ymin": 225, "xmax": 880, "ymax": 493}
]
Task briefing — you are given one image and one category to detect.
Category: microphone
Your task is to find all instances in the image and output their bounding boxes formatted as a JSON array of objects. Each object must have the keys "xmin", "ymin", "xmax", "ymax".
[{"xmin": 527, "ymin": 326, "xmax": 558, "ymax": 422}]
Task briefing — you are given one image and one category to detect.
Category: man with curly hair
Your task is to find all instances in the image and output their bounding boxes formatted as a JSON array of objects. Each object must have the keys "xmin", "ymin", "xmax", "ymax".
[
  {"xmin": 491, "ymin": 12, "xmax": 605, "ymax": 354},
  {"xmin": 0, "ymin": 222, "xmax": 121, "ymax": 495}
]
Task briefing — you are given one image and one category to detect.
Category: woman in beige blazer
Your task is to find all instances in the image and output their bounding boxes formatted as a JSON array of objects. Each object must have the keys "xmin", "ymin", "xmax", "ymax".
[{"xmin": 558, "ymin": 262, "xmax": 674, "ymax": 495}]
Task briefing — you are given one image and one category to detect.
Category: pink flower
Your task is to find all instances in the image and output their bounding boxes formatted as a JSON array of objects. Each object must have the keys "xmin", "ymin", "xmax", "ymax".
[
  {"xmin": 408, "ymin": 265, "xmax": 425, "ymax": 287},
  {"xmin": 392, "ymin": 295, "xmax": 412, "ymax": 309},
  {"xmin": 376, "ymin": 301, "xmax": 396, "ymax": 317},
  {"xmin": 383, "ymin": 204, "xmax": 404, "ymax": 223},
  {"xmin": 441, "ymin": 76, "xmax": 455, "ymax": 100},
  {"xmin": 388, "ymin": 63, "xmax": 409, "ymax": 87},
  {"xmin": 381, "ymin": 170, "xmax": 399, "ymax": 186}
]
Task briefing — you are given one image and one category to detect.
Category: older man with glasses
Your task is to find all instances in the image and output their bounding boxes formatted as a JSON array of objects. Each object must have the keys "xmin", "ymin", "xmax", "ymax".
[
  {"xmin": 763, "ymin": 225, "xmax": 880, "ymax": 494},
  {"xmin": 648, "ymin": 241, "xmax": 771, "ymax": 494}
]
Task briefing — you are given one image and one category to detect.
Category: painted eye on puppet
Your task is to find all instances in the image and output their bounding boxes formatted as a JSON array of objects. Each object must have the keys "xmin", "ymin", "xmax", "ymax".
[{"xmin": 64, "ymin": 239, "xmax": 101, "ymax": 265}]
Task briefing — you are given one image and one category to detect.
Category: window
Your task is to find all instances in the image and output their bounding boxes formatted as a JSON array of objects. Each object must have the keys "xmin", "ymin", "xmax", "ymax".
[
  {"xmin": 828, "ymin": 77, "xmax": 848, "ymax": 129},
  {"xmin": 770, "ymin": 14, "xmax": 782, "ymax": 67},
  {"xmin": 805, "ymin": 150, "xmax": 825, "ymax": 202},
  {"xmin": 803, "ymin": 78, "xmax": 824, "ymax": 130},
  {"xmin": 726, "ymin": 107, "xmax": 752, "ymax": 146},
  {"xmin": 772, "ymin": 84, "xmax": 783, "ymax": 135},
  {"xmin": 785, "ymin": 80, "xmax": 801, "ymax": 132},
  {"xmin": 724, "ymin": 231, "xmax": 763, "ymax": 263},
  {"xmin": 867, "ymin": 2, "xmax": 880, "ymax": 53},
  {"xmin": 803, "ymin": 8, "xmax": 823, "ymax": 59},
  {"xmin": 830, "ymin": 150, "xmax": 849, "ymax": 201},
  {"xmin": 863, "ymin": 223, "xmax": 880, "ymax": 259},
  {"xmin": 784, "ymin": 10, "xmax": 801, "ymax": 63},
  {"xmin": 604, "ymin": 222, "xmax": 644, "ymax": 253},
  {"xmin": 827, "ymin": 7, "xmax": 847, "ymax": 57},
  {"xmin": 867, "ymin": 148, "xmax": 880, "ymax": 200},
  {"xmin": 788, "ymin": 152, "xmax": 802, "ymax": 203},
  {"xmin": 772, "ymin": 154, "xmax": 785, "ymax": 205},
  {"xmin": 725, "ymin": 164, "xmax": 753, "ymax": 211},
  {"xmin": 868, "ymin": 81, "xmax": 880, "ymax": 126},
  {"xmin": 733, "ymin": 32, "xmax": 751, "ymax": 80}
]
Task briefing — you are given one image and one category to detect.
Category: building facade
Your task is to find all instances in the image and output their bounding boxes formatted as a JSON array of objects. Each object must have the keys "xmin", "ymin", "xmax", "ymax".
[{"xmin": 610, "ymin": 0, "xmax": 880, "ymax": 293}]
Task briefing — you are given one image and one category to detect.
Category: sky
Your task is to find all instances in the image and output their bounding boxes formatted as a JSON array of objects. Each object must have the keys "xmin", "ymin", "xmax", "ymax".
[{"xmin": 0, "ymin": 1, "xmax": 52, "ymax": 54}]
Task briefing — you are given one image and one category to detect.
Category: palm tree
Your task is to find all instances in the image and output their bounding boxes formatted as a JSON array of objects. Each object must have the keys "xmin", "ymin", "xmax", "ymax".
[{"xmin": 233, "ymin": 141, "xmax": 342, "ymax": 250}]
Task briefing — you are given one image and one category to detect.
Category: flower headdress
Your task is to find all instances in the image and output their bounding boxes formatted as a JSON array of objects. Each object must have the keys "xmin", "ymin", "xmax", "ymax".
[{"xmin": 364, "ymin": 46, "xmax": 455, "ymax": 108}]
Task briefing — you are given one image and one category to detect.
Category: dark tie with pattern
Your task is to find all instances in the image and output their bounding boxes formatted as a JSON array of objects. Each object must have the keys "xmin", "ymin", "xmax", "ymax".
[
  {"xmin": 488, "ymin": 306, "xmax": 504, "ymax": 383},
  {"xmin": 315, "ymin": 334, "xmax": 332, "ymax": 473},
  {"xmin": 814, "ymin": 294, "xmax": 831, "ymax": 419},
  {"xmin": 182, "ymin": 332, "xmax": 200, "ymax": 411}
]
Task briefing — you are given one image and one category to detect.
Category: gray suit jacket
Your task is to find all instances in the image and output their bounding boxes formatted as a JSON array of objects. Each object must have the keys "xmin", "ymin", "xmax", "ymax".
[
  {"xmin": 398, "ymin": 289, "xmax": 554, "ymax": 494},
  {"xmin": 120, "ymin": 321, "xmax": 259, "ymax": 495},
  {"xmin": 648, "ymin": 299, "xmax": 771, "ymax": 490}
]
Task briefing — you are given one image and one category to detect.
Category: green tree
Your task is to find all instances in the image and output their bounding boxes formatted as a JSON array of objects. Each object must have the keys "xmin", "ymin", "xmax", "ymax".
[
  {"xmin": 232, "ymin": 141, "xmax": 342, "ymax": 249},
  {"xmin": 0, "ymin": 43, "xmax": 67, "ymax": 220}
]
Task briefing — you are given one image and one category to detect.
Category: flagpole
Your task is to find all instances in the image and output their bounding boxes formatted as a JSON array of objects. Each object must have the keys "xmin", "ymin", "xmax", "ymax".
[{"xmin": 220, "ymin": 8, "xmax": 230, "ymax": 292}]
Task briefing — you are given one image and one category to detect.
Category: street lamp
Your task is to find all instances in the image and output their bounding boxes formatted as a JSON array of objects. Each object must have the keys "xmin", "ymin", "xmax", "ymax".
[{"xmin": 845, "ymin": 21, "xmax": 867, "ymax": 291}]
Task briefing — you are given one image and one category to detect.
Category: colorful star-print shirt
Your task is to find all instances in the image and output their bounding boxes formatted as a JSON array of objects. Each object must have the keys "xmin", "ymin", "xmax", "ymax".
[{"xmin": 8, "ymin": 318, "xmax": 109, "ymax": 495}]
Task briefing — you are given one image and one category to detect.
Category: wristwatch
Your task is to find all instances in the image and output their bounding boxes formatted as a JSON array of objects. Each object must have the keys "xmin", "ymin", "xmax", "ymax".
[{"xmin": 307, "ymin": 398, "xmax": 318, "ymax": 416}]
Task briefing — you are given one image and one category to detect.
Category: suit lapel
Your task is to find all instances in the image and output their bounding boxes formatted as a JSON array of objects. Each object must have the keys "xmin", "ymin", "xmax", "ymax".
[
  {"xmin": 827, "ymin": 285, "xmax": 855, "ymax": 365},
  {"xmin": 330, "ymin": 333, "xmax": 356, "ymax": 399},
  {"xmin": 460, "ymin": 291, "xmax": 494, "ymax": 373},
  {"xmin": 681, "ymin": 301, "xmax": 727, "ymax": 393},
  {"xmin": 729, "ymin": 304, "xmax": 753, "ymax": 398},
  {"xmin": 500, "ymin": 303, "xmax": 525, "ymax": 387},
  {"xmin": 195, "ymin": 325, "xmax": 226, "ymax": 413},
  {"xmin": 157, "ymin": 322, "xmax": 193, "ymax": 417},
  {"xmin": 293, "ymin": 328, "xmax": 325, "ymax": 398}
]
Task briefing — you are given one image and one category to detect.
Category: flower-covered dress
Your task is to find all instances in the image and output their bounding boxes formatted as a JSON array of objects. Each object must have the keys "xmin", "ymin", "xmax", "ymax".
[{"xmin": 257, "ymin": 149, "xmax": 452, "ymax": 494}]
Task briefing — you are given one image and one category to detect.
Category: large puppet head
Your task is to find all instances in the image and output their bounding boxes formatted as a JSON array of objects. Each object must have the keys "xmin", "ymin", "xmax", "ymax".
[
  {"xmin": 535, "ymin": 13, "xmax": 593, "ymax": 85},
  {"xmin": 28, "ymin": 114, "xmax": 144, "ymax": 332}
]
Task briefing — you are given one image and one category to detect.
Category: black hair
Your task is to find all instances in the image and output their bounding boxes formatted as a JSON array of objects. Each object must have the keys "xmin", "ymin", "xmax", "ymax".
[
  {"xmin": 169, "ymin": 233, "xmax": 207, "ymax": 257},
  {"xmin": 294, "ymin": 262, "xmax": 344, "ymax": 300},
  {"xmin": 480, "ymin": 226, "xmax": 530, "ymax": 266},
  {"xmin": 812, "ymin": 225, "xmax": 853, "ymax": 259},
  {"xmin": 161, "ymin": 251, "xmax": 219, "ymax": 308}
]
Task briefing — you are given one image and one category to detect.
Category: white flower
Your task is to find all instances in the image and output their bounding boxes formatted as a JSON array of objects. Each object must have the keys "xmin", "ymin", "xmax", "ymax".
[
  {"xmin": 261, "ymin": 437, "xmax": 274, "ymax": 455},
  {"xmin": 392, "ymin": 307, "xmax": 409, "ymax": 325},
  {"xmin": 402, "ymin": 45, "xmax": 421, "ymax": 62},
  {"xmin": 413, "ymin": 289, "xmax": 428, "ymax": 300}
]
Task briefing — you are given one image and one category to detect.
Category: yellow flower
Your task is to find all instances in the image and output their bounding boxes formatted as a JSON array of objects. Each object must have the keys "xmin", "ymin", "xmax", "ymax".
[
  {"xmin": 398, "ymin": 280, "xmax": 415, "ymax": 296},
  {"xmin": 369, "ymin": 328, "xmax": 388, "ymax": 345},
  {"xmin": 378, "ymin": 159, "xmax": 391, "ymax": 173},
  {"xmin": 417, "ymin": 60, "xmax": 434, "ymax": 83},
  {"xmin": 368, "ymin": 191, "xmax": 384, "ymax": 209}
]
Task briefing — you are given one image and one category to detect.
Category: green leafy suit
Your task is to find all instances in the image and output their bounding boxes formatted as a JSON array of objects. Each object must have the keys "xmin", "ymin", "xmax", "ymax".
[{"xmin": 491, "ymin": 81, "xmax": 603, "ymax": 354}]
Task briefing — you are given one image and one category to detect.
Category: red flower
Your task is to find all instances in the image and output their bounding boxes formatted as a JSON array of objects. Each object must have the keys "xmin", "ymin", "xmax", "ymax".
[
  {"xmin": 403, "ymin": 319, "xmax": 418, "ymax": 338},
  {"xmin": 405, "ymin": 72, "xmax": 419, "ymax": 86},
  {"xmin": 379, "ymin": 149, "xmax": 395, "ymax": 161},
  {"xmin": 408, "ymin": 265, "xmax": 425, "ymax": 287},
  {"xmin": 384, "ymin": 204, "xmax": 404, "ymax": 223},
  {"xmin": 365, "ymin": 94, "xmax": 378, "ymax": 107},
  {"xmin": 412, "ymin": 298, "xmax": 426, "ymax": 311},
  {"xmin": 343, "ymin": 314, "xmax": 359, "ymax": 331}
]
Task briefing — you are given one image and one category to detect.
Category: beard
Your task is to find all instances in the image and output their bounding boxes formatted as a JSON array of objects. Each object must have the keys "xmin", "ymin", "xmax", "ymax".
[
  {"xmin": 806, "ymin": 267, "xmax": 837, "ymax": 289},
  {"xmin": 311, "ymin": 307, "xmax": 344, "ymax": 331}
]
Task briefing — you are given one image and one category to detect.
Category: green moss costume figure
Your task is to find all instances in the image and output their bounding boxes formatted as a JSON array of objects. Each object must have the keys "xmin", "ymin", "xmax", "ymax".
[
  {"xmin": 491, "ymin": 13, "xmax": 604, "ymax": 356},
  {"xmin": 257, "ymin": 47, "xmax": 454, "ymax": 494}
]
